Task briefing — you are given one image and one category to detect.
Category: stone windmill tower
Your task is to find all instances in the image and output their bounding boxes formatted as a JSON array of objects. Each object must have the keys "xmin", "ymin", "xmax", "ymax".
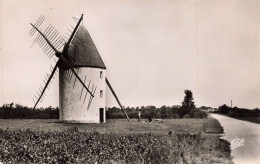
[{"xmin": 29, "ymin": 14, "xmax": 129, "ymax": 123}]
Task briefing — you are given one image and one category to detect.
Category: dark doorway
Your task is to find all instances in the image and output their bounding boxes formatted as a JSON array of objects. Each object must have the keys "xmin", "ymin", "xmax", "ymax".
[{"xmin": 99, "ymin": 108, "xmax": 104, "ymax": 123}]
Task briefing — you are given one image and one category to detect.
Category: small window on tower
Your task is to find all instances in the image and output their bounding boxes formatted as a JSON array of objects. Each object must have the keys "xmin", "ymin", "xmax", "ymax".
[
  {"xmin": 100, "ymin": 71, "xmax": 103, "ymax": 79},
  {"xmin": 100, "ymin": 90, "xmax": 103, "ymax": 98}
]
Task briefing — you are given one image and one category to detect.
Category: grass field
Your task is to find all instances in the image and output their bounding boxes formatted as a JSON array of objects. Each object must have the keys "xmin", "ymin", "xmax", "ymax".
[
  {"xmin": 0, "ymin": 115, "xmax": 233, "ymax": 163},
  {"xmin": 0, "ymin": 118, "xmax": 207, "ymax": 134}
]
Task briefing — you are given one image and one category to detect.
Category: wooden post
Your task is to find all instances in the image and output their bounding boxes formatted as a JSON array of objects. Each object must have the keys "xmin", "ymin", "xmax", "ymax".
[{"xmin": 106, "ymin": 78, "xmax": 130, "ymax": 121}]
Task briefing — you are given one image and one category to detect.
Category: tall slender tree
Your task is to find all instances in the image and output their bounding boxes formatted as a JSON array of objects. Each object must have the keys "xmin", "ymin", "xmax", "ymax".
[{"xmin": 179, "ymin": 90, "xmax": 195, "ymax": 118}]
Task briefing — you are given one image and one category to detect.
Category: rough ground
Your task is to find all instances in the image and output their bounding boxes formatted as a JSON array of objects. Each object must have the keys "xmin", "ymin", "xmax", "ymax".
[{"xmin": 0, "ymin": 117, "xmax": 233, "ymax": 163}]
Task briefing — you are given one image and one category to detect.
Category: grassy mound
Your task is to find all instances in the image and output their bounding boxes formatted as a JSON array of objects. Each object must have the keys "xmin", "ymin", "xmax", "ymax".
[{"xmin": 203, "ymin": 115, "xmax": 224, "ymax": 134}]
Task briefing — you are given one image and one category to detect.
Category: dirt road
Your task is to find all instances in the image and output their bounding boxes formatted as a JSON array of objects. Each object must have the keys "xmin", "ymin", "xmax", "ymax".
[{"xmin": 211, "ymin": 114, "xmax": 260, "ymax": 164}]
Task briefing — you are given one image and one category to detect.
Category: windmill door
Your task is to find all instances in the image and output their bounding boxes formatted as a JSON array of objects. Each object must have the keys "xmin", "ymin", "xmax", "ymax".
[{"xmin": 99, "ymin": 108, "xmax": 104, "ymax": 123}]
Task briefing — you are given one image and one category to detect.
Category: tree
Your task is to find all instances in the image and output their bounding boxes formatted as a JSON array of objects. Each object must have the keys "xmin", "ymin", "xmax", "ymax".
[
  {"xmin": 179, "ymin": 90, "xmax": 195, "ymax": 118},
  {"xmin": 219, "ymin": 104, "xmax": 230, "ymax": 114}
]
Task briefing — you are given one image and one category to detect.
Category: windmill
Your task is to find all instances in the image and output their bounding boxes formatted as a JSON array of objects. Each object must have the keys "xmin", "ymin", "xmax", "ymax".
[{"xmin": 29, "ymin": 14, "xmax": 130, "ymax": 123}]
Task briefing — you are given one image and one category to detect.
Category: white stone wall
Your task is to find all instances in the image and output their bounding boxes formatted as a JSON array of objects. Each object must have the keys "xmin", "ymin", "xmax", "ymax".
[{"xmin": 59, "ymin": 67, "xmax": 106, "ymax": 123}]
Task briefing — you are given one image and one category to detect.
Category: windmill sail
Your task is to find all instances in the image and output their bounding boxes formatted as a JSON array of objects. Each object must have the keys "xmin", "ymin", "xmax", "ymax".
[
  {"xmin": 33, "ymin": 60, "xmax": 59, "ymax": 109},
  {"xmin": 29, "ymin": 14, "xmax": 95, "ymax": 107}
]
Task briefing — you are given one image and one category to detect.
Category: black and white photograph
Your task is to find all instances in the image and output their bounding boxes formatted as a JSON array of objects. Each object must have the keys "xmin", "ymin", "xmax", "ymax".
[{"xmin": 0, "ymin": 0, "xmax": 259, "ymax": 163}]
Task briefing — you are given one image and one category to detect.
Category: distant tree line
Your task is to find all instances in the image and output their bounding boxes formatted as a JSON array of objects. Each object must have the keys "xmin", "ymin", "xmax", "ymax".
[
  {"xmin": 107, "ymin": 105, "xmax": 207, "ymax": 119},
  {"xmin": 107, "ymin": 90, "xmax": 207, "ymax": 119},
  {"xmin": 0, "ymin": 103, "xmax": 206, "ymax": 119},
  {"xmin": 0, "ymin": 103, "xmax": 59, "ymax": 119},
  {"xmin": 0, "ymin": 90, "xmax": 207, "ymax": 119},
  {"xmin": 218, "ymin": 104, "xmax": 260, "ymax": 117}
]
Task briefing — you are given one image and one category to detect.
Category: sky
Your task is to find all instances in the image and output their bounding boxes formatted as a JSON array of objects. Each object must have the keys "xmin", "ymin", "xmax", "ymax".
[{"xmin": 0, "ymin": 0, "xmax": 259, "ymax": 109}]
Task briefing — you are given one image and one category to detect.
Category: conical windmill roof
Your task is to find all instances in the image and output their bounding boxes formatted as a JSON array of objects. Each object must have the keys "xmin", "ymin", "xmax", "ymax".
[{"xmin": 67, "ymin": 24, "xmax": 106, "ymax": 69}]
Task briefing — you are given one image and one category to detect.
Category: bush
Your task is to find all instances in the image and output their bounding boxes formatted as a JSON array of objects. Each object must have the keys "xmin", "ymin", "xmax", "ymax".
[{"xmin": 184, "ymin": 109, "xmax": 208, "ymax": 118}]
